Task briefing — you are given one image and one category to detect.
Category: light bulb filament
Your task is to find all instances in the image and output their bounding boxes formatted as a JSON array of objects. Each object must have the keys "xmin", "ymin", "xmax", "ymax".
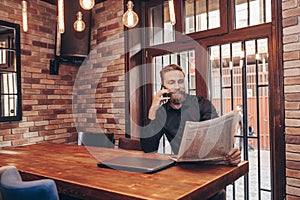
[{"xmin": 128, "ymin": 12, "xmax": 134, "ymax": 27}]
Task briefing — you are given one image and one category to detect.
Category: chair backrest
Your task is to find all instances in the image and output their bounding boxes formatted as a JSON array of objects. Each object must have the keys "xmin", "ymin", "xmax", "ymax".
[
  {"xmin": 0, "ymin": 166, "xmax": 59, "ymax": 200},
  {"xmin": 118, "ymin": 137, "xmax": 142, "ymax": 151},
  {"xmin": 78, "ymin": 132, "xmax": 115, "ymax": 148},
  {"xmin": 0, "ymin": 166, "xmax": 16, "ymax": 200}
]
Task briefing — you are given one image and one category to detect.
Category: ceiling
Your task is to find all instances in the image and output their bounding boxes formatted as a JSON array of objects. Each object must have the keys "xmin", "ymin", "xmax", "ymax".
[{"xmin": 41, "ymin": 0, "xmax": 106, "ymax": 5}]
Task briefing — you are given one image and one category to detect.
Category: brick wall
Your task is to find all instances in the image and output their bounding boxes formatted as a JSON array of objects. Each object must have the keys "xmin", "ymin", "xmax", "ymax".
[
  {"xmin": 73, "ymin": 0, "xmax": 125, "ymax": 136},
  {"xmin": 0, "ymin": 0, "xmax": 125, "ymax": 147},
  {"xmin": 0, "ymin": 0, "xmax": 299, "ymax": 198},
  {"xmin": 282, "ymin": 0, "xmax": 300, "ymax": 199}
]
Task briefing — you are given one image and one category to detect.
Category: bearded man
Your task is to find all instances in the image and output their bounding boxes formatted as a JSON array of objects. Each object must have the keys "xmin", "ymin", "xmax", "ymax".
[
  {"xmin": 141, "ymin": 63, "xmax": 239, "ymax": 160},
  {"xmin": 140, "ymin": 64, "xmax": 241, "ymax": 200}
]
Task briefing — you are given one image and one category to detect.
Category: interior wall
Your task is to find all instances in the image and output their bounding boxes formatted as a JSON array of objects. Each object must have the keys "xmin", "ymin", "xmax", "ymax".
[
  {"xmin": 0, "ymin": 0, "xmax": 125, "ymax": 147},
  {"xmin": 74, "ymin": 0, "xmax": 125, "ymax": 136},
  {"xmin": 282, "ymin": 0, "xmax": 300, "ymax": 199}
]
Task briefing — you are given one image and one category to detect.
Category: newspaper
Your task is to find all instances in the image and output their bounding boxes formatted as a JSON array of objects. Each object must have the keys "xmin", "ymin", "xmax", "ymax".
[{"xmin": 170, "ymin": 111, "xmax": 238, "ymax": 163}]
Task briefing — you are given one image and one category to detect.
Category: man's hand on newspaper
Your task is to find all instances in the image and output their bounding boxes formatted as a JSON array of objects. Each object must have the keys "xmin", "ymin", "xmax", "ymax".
[{"xmin": 224, "ymin": 147, "xmax": 241, "ymax": 165}]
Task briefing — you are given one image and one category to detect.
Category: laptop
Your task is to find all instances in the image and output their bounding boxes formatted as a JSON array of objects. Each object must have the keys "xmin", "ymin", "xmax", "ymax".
[{"xmin": 97, "ymin": 156, "xmax": 175, "ymax": 174}]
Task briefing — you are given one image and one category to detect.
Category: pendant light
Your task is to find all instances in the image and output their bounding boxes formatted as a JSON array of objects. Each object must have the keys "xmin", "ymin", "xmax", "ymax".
[
  {"xmin": 57, "ymin": 0, "xmax": 65, "ymax": 34},
  {"xmin": 22, "ymin": 0, "xmax": 28, "ymax": 32},
  {"xmin": 168, "ymin": 0, "xmax": 176, "ymax": 25},
  {"xmin": 79, "ymin": 0, "xmax": 95, "ymax": 10},
  {"xmin": 122, "ymin": 0, "xmax": 139, "ymax": 28},
  {"xmin": 73, "ymin": 11, "xmax": 86, "ymax": 32}
]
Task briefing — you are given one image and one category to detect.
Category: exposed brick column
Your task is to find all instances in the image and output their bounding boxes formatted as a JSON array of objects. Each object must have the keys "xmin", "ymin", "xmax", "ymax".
[{"xmin": 282, "ymin": 0, "xmax": 300, "ymax": 199}]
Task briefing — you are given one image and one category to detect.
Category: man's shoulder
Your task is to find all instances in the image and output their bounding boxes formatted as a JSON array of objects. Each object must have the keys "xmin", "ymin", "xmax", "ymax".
[
  {"xmin": 188, "ymin": 94, "xmax": 209, "ymax": 103},
  {"xmin": 182, "ymin": 94, "xmax": 212, "ymax": 108}
]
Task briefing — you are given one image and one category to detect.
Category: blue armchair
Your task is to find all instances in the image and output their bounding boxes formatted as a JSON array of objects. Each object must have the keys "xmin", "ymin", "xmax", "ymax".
[{"xmin": 0, "ymin": 166, "xmax": 59, "ymax": 200}]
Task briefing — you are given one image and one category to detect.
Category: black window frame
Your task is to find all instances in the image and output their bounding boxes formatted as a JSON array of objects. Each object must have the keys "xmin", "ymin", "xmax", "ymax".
[{"xmin": 0, "ymin": 20, "xmax": 22, "ymax": 122}]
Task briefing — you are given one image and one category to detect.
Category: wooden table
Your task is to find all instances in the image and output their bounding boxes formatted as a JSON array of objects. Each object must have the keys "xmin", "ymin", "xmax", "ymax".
[{"xmin": 0, "ymin": 143, "xmax": 248, "ymax": 200}]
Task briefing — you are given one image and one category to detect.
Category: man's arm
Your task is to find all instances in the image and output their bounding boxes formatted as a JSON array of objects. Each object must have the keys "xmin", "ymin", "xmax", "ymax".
[
  {"xmin": 140, "ymin": 119, "xmax": 165, "ymax": 153},
  {"xmin": 141, "ymin": 99, "xmax": 167, "ymax": 153},
  {"xmin": 140, "ymin": 88, "xmax": 169, "ymax": 153},
  {"xmin": 148, "ymin": 87, "xmax": 170, "ymax": 120}
]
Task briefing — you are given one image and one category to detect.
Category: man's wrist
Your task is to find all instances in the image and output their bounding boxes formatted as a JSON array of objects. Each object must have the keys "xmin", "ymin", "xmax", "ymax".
[{"xmin": 148, "ymin": 107, "xmax": 158, "ymax": 120}]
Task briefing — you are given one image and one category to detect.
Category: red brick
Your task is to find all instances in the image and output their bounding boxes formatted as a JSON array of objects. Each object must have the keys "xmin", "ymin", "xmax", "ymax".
[
  {"xmin": 283, "ymin": 7, "xmax": 300, "ymax": 18},
  {"xmin": 4, "ymin": 134, "xmax": 22, "ymax": 141},
  {"xmin": 12, "ymin": 139, "xmax": 29, "ymax": 146},
  {"xmin": 284, "ymin": 51, "xmax": 300, "ymax": 61}
]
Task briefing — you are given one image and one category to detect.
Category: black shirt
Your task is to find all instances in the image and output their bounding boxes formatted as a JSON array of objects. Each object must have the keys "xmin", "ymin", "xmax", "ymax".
[{"xmin": 140, "ymin": 94, "xmax": 218, "ymax": 154}]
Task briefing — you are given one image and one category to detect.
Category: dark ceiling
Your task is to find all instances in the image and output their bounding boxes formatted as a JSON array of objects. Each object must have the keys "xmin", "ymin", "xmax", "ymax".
[{"xmin": 41, "ymin": 0, "xmax": 106, "ymax": 5}]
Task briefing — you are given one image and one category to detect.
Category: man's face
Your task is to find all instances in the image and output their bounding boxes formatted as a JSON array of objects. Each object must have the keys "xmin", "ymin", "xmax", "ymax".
[{"xmin": 162, "ymin": 70, "xmax": 186, "ymax": 104}]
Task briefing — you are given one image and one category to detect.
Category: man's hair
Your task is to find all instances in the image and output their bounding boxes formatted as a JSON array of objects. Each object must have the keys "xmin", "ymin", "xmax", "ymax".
[{"xmin": 160, "ymin": 64, "xmax": 185, "ymax": 84}]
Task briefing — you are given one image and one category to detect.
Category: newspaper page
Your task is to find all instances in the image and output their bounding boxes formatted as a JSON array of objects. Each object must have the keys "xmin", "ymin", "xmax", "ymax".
[{"xmin": 170, "ymin": 111, "xmax": 238, "ymax": 162}]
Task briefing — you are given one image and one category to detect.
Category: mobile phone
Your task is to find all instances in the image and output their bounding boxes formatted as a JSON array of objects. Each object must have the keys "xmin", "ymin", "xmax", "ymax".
[{"xmin": 161, "ymin": 85, "xmax": 171, "ymax": 98}]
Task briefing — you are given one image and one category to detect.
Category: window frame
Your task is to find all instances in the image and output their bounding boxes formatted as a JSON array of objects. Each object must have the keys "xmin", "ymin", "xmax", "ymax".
[
  {"xmin": 144, "ymin": 0, "xmax": 228, "ymax": 44},
  {"xmin": 0, "ymin": 20, "xmax": 22, "ymax": 122}
]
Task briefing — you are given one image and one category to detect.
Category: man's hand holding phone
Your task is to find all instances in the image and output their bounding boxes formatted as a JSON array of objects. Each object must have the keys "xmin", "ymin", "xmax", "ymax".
[
  {"xmin": 161, "ymin": 86, "xmax": 171, "ymax": 101},
  {"xmin": 148, "ymin": 86, "xmax": 171, "ymax": 120}
]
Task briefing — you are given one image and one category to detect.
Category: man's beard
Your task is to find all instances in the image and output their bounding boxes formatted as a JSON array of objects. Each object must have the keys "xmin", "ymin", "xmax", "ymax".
[{"xmin": 170, "ymin": 90, "xmax": 186, "ymax": 105}]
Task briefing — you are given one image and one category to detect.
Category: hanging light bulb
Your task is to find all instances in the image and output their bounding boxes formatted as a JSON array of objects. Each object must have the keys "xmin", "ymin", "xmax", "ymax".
[
  {"xmin": 73, "ymin": 11, "xmax": 86, "ymax": 32},
  {"xmin": 57, "ymin": 0, "xmax": 65, "ymax": 34},
  {"xmin": 79, "ymin": 0, "xmax": 95, "ymax": 10},
  {"xmin": 168, "ymin": 0, "xmax": 176, "ymax": 25},
  {"xmin": 22, "ymin": 0, "xmax": 28, "ymax": 32},
  {"xmin": 122, "ymin": 1, "xmax": 139, "ymax": 28}
]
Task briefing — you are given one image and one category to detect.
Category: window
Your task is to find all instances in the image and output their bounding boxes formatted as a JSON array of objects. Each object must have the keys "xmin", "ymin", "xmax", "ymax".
[
  {"xmin": 149, "ymin": 2, "xmax": 175, "ymax": 46},
  {"xmin": 208, "ymin": 39, "xmax": 271, "ymax": 199},
  {"xmin": 0, "ymin": 20, "xmax": 21, "ymax": 122},
  {"xmin": 234, "ymin": 0, "xmax": 271, "ymax": 29},
  {"xmin": 126, "ymin": 0, "xmax": 283, "ymax": 198},
  {"xmin": 184, "ymin": 0, "xmax": 220, "ymax": 33}
]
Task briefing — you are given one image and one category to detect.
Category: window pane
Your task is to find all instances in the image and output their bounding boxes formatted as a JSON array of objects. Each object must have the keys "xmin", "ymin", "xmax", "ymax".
[
  {"xmin": 185, "ymin": 0, "xmax": 195, "ymax": 34},
  {"xmin": 0, "ymin": 72, "xmax": 17, "ymax": 117},
  {"xmin": 149, "ymin": 2, "xmax": 175, "ymax": 46},
  {"xmin": 235, "ymin": 0, "xmax": 271, "ymax": 29},
  {"xmin": 196, "ymin": 0, "xmax": 207, "ymax": 31},
  {"xmin": 184, "ymin": 0, "xmax": 220, "ymax": 34},
  {"xmin": 208, "ymin": 0, "xmax": 220, "ymax": 29}
]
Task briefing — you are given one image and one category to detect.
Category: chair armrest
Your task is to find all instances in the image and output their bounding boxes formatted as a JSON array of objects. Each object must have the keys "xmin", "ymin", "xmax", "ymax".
[{"xmin": 0, "ymin": 168, "xmax": 59, "ymax": 200}]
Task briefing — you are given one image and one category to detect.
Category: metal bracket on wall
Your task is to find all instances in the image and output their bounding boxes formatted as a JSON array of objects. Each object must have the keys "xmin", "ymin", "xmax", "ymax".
[
  {"xmin": 49, "ymin": 57, "xmax": 60, "ymax": 75},
  {"xmin": 49, "ymin": 56, "xmax": 84, "ymax": 75}
]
